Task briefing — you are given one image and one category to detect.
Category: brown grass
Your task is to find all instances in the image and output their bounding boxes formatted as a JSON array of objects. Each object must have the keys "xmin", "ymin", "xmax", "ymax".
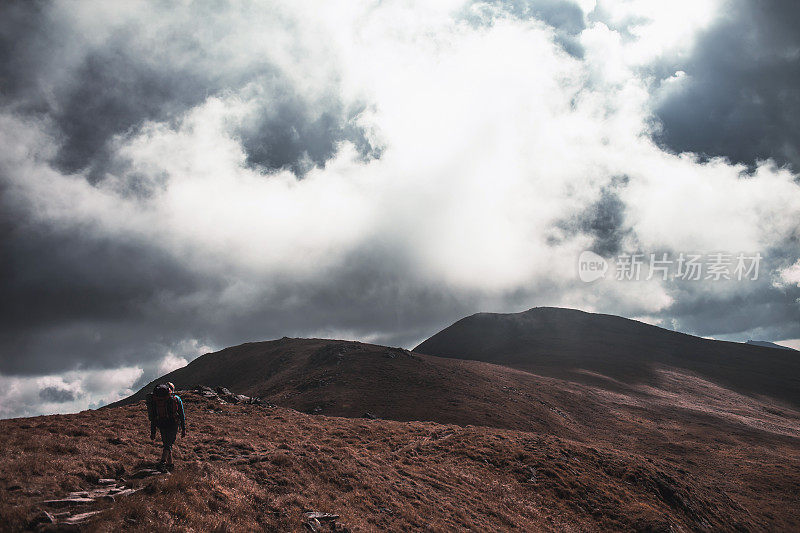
[{"xmin": 2, "ymin": 390, "xmax": 800, "ymax": 532}]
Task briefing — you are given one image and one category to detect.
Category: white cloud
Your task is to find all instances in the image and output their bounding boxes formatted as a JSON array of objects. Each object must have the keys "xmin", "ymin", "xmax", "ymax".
[
  {"xmin": 776, "ymin": 339, "xmax": 800, "ymax": 350},
  {"xmin": 157, "ymin": 338, "xmax": 213, "ymax": 375},
  {"xmin": 592, "ymin": 0, "xmax": 723, "ymax": 64},
  {"xmin": 1, "ymin": 0, "xmax": 796, "ymax": 307},
  {"xmin": 0, "ymin": 366, "xmax": 143, "ymax": 419},
  {"xmin": 158, "ymin": 354, "xmax": 189, "ymax": 375},
  {"xmin": 0, "ymin": 335, "xmax": 215, "ymax": 418},
  {"xmin": 777, "ymin": 260, "xmax": 800, "ymax": 288}
]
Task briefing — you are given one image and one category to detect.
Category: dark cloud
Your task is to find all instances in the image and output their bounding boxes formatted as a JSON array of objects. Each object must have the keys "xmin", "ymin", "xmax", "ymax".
[
  {"xmin": 665, "ymin": 279, "xmax": 800, "ymax": 342},
  {"xmin": 0, "ymin": 2, "xmax": 377, "ymax": 182},
  {"xmin": 0, "ymin": 4, "xmax": 207, "ymax": 178},
  {"xmin": 0, "ymin": 188, "xmax": 215, "ymax": 373},
  {"xmin": 653, "ymin": 0, "xmax": 800, "ymax": 171},
  {"xmin": 551, "ymin": 177, "xmax": 631, "ymax": 256},
  {"xmin": 51, "ymin": 42, "xmax": 209, "ymax": 177},
  {"xmin": 0, "ymin": 2, "xmax": 49, "ymax": 99},
  {"xmin": 0, "ymin": 2, "xmax": 386, "ymax": 378},
  {"xmin": 238, "ymin": 93, "xmax": 382, "ymax": 175},
  {"xmin": 39, "ymin": 386, "xmax": 76, "ymax": 403},
  {"xmin": 0, "ymin": 188, "xmax": 479, "ymax": 375},
  {"xmin": 577, "ymin": 185, "xmax": 630, "ymax": 257}
]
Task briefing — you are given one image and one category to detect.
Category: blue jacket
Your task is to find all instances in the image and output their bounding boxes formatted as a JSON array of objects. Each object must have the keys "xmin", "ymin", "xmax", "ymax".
[{"xmin": 174, "ymin": 395, "xmax": 186, "ymax": 429}]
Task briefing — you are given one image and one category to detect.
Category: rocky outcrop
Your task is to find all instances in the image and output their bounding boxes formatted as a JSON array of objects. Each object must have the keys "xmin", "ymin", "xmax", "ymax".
[
  {"xmin": 36, "ymin": 476, "xmax": 149, "ymax": 527},
  {"xmin": 303, "ymin": 510, "xmax": 348, "ymax": 532},
  {"xmin": 189, "ymin": 385, "xmax": 275, "ymax": 407}
]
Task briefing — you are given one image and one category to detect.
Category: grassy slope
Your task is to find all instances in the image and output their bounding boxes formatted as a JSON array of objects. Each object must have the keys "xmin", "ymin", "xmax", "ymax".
[{"xmin": 2, "ymin": 391, "xmax": 800, "ymax": 531}]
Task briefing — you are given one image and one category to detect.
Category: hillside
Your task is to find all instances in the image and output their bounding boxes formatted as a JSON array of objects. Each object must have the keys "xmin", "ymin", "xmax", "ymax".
[
  {"xmin": 414, "ymin": 307, "xmax": 800, "ymax": 406},
  {"xmin": 47, "ymin": 308, "xmax": 800, "ymax": 530},
  {"xmin": 115, "ymin": 338, "xmax": 585, "ymax": 436},
  {"xmin": 3, "ymin": 390, "xmax": 800, "ymax": 531},
  {"xmin": 113, "ymin": 337, "xmax": 800, "ymax": 456}
]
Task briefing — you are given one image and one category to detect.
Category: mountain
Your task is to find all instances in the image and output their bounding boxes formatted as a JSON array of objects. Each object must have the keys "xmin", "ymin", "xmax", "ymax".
[
  {"xmin": 73, "ymin": 308, "xmax": 800, "ymax": 530},
  {"xmin": 111, "ymin": 335, "xmax": 800, "ymax": 448},
  {"xmin": 746, "ymin": 340, "xmax": 796, "ymax": 350},
  {"xmin": 114, "ymin": 338, "xmax": 589, "ymax": 435},
  {"xmin": 414, "ymin": 307, "xmax": 800, "ymax": 406}
]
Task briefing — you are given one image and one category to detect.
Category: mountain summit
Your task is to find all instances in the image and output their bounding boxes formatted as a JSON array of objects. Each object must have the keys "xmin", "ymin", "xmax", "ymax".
[
  {"xmin": 746, "ymin": 339, "xmax": 796, "ymax": 350},
  {"xmin": 414, "ymin": 307, "xmax": 800, "ymax": 406}
]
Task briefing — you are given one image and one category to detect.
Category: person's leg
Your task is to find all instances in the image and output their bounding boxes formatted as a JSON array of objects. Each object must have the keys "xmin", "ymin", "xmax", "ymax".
[
  {"xmin": 158, "ymin": 423, "xmax": 171, "ymax": 468},
  {"xmin": 161, "ymin": 422, "xmax": 178, "ymax": 469},
  {"xmin": 158, "ymin": 436, "xmax": 167, "ymax": 465}
]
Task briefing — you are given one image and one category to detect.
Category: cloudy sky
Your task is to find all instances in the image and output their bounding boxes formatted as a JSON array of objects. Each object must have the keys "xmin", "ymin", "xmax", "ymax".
[{"xmin": 1, "ymin": 0, "xmax": 798, "ymax": 418}]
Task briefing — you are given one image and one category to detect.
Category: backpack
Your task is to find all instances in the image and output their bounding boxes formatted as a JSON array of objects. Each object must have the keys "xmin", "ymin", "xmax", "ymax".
[{"xmin": 147, "ymin": 384, "xmax": 179, "ymax": 423}]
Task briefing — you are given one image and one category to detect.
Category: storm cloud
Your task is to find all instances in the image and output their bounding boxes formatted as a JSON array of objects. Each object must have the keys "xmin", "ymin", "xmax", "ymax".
[
  {"xmin": 39, "ymin": 386, "xmax": 76, "ymax": 403},
  {"xmin": 0, "ymin": 0, "xmax": 798, "ymax": 417},
  {"xmin": 653, "ymin": 0, "xmax": 800, "ymax": 171}
]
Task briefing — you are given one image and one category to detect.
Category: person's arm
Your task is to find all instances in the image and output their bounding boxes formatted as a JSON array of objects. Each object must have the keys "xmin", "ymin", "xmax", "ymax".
[
  {"xmin": 177, "ymin": 396, "xmax": 186, "ymax": 436},
  {"xmin": 146, "ymin": 395, "xmax": 156, "ymax": 440}
]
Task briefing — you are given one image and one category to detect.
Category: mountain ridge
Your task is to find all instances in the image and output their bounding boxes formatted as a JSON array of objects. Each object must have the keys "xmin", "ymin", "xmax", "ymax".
[{"xmin": 413, "ymin": 306, "xmax": 800, "ymax": 406}]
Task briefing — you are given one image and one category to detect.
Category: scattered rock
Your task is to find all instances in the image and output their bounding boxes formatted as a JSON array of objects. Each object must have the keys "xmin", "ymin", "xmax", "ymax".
[
  {"xmin": 97, "ymin": 479, "xmax": 116, "ymax": 485},
  {"xmin": 130, "ymin": 468, "xmax": 163, "ymax": 479},
  {"xmin": 527, "ymin": 466, "xmax": 538, "ymax": 483},
  {"xmin": 248, "ymin": 397, "xmax": 275, "ymax": 407},
  {"xmin": 312, "ymin": 343, "xmax": 348, "ymax": 365},
  {"xmin": 189, "ymin": 385, "xmax": 276, "ymax": 408},
  {"xmin": 386, "ymin": 347, "xmax": 413, "ymax": 359},
  {"xmin": 304, "ymin": 511, "xmax": 340, "ymax": 521},
  {"xmin": 113, "ymin": 488, "xmax": 142, "ymax": 498},
  {"xmin": 107, "ymin": 437, "xmax": 125, "ymax": 445},
  {"xmin": 32, "ymin": 510, "xmax": 55, "ymax": 524},
  {"xmin": 302, "ymin": 510, "xmax": 343, "ymax": 531},
  {"xmin": 312, "ymin": 406, "xmax": 323, "ymax": 414},
  {"xmin": 62, "ymin": 510, "xmax": 103, "ymax": 525},
  {"xmin": 363, "ymin": 412, "xmax": 378, "ymax": 419},
  {"xmin": 42, "ymin": 498, "xmax": 96, "ymax": 507},
  {"xmin": 305, "ymin": 517, "xmax": 322, "ymax": 532}
]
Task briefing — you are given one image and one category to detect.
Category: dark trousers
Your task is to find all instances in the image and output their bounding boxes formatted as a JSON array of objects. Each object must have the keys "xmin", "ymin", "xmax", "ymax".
[{"xmin": 157, "ymin": 421, "xmax": 179, "ymax": 451}]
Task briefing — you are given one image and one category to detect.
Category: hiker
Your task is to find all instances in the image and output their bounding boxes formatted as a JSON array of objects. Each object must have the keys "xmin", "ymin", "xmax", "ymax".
[{"xmin": 146, "ymin": 381, "xmax": 186, "ymax": 471}]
